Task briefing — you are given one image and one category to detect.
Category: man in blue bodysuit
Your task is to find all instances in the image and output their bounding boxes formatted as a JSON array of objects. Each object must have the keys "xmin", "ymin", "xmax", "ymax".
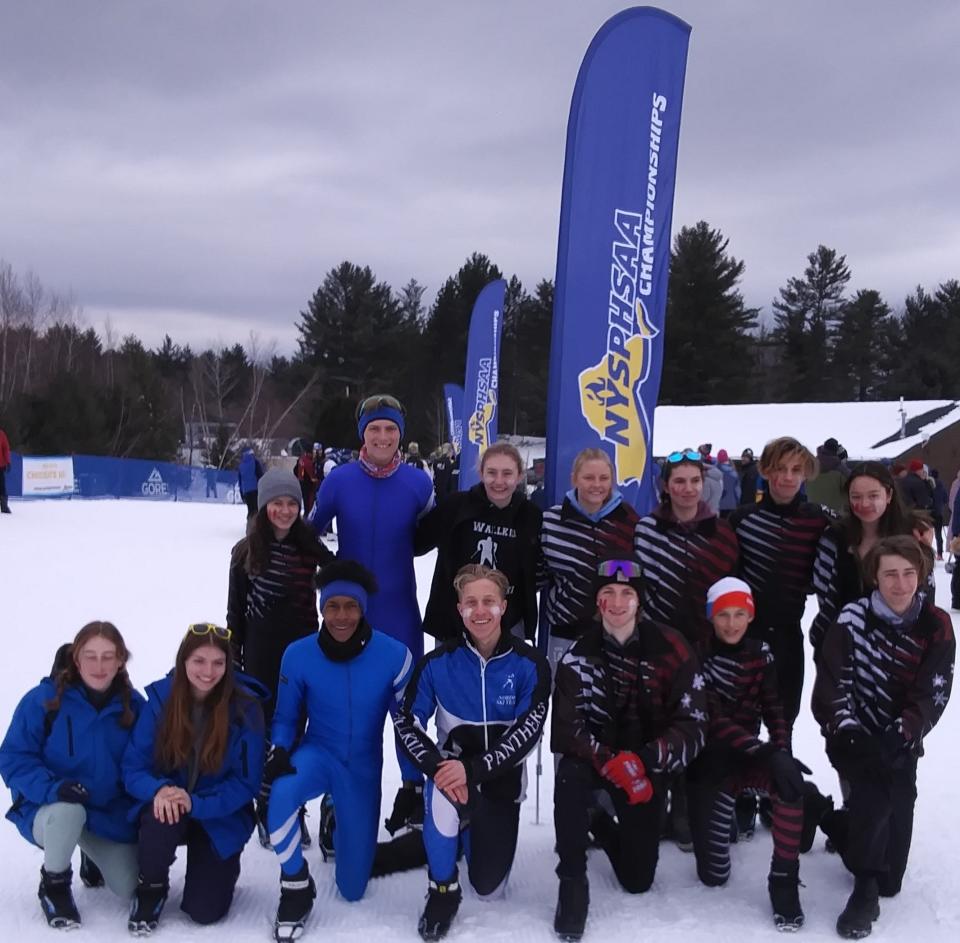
[
  {"xmin": 261, "ymin": 560, "xmax": 418, "ymax": 942},
  {"xmin": 308, "ymin": 394, "xmax": 434, "ymax": 835}
]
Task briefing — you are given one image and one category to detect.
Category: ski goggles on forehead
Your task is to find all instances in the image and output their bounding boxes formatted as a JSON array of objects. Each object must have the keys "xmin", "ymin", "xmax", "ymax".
[
  {"xmin": 596, "ymin": 560, "xmax": 642, "ymax": 580},
  {"xmin": 666, "ymin": 450, "xmax": 702, "ymax": 464},
  {"xmin": 356, "ymin": 394, "xmax": 406, "ymax": 420},
  {"xmin": 186, "ymin": 623, "xmax": 232, "ymax": 641}
]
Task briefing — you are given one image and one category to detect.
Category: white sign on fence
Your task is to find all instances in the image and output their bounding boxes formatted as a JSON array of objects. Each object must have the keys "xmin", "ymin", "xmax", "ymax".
[{"xmin": 22, "ymin": 457, "xmax": 75, "ymax": 496}]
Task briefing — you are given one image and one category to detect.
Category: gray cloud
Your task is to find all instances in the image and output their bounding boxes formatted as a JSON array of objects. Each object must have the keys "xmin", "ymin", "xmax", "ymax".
[{"xmin": 1, "ymin": 0, "xmax": 957, "ymax": 351}]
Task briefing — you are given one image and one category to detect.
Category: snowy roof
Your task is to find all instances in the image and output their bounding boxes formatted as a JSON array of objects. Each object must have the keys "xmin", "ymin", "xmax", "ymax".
[{"xmin": 651, "ymin": 400, "xmax": 959, "ymax": 461}]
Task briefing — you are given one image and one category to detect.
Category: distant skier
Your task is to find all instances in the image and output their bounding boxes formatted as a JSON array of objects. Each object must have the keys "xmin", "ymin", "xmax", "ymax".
[{"xmin": 238, "ymin": 448, "xmax": 264, "ymax": 520}]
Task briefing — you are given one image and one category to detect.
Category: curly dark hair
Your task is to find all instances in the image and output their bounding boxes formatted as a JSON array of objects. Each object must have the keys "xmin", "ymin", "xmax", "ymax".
[{"xmin": 315, "ymin": 559, "xmax": 379, "ymax": 594}]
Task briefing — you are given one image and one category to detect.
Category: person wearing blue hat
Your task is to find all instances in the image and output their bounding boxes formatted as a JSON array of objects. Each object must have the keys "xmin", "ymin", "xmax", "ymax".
[
  {"xmin": 307, "ymin": 395, "xmax": 434, "ymax": 836},
  {"xmin": 260, "ymin": 560, "xmax": 419, "ymax": 942}
]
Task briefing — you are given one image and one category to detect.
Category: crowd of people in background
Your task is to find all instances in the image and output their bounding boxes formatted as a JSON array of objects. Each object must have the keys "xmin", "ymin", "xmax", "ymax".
[{"xmin": 0, "ymin": 401, "xmax": 955, "ymax": 943}]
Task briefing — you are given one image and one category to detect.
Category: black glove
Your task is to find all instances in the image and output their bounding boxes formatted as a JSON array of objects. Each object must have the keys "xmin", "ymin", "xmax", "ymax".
[
  {"xmin": 767, "ymin": 751, "xmax": 810, "ymax": 803},
  {"xmin": 384, "ymin": 782, "xmax": 424, "ymax": 835},
  {"xmin": 57, "ymin": 781, "xmax": 90, "ymax": 804},
  {"xmin": 880, "ymin": 728, "xmax": 911, "ymax": 770},
  {"xmin": 259, "ymin": 745, "xmax": 296, "ymax": 803}
]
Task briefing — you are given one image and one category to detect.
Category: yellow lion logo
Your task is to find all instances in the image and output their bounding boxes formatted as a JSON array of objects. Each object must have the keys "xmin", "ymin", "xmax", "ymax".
[
  {"xmin": 467, "ymin": 389, "xmax": 498, "ymax": 452},
  {"xmin": 578, "ymin": 299, "xmax": 658, "ymax": 486}
]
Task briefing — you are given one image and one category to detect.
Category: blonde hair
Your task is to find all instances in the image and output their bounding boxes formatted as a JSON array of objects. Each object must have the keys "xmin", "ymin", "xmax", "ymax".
[
  {"xmin": 570, "ymin": 447, "xmax": 615, "ymax": 483},
  {"xmin": 453, "ymin": 564, "xmax": 509, "ymax": 599},
  {"xmin": 758, "ymin": 437, "xmax": 816, "ymax": 479}
]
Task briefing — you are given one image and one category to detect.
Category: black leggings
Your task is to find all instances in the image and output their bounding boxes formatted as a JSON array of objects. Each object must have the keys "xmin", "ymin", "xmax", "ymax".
[{"xmin": 554, "ymin": 756, "xmax": 664, "ymax": 893}]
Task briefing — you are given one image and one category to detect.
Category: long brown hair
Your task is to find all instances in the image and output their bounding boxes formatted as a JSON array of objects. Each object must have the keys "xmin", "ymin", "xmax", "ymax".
[
  {"xmin": 233, "ymin": 507, "xmax": 326, "ymax": 577},
  {"xmin": 842, "ymin": 462, "xmax": 913, "ymax": 546},
  {"xmin": 44, "ymin": 622, "xmax": 137, "ymax": 728},
  {"xmin": 154, "ymin": 629, "xmax": 256, "ymax": 775}
]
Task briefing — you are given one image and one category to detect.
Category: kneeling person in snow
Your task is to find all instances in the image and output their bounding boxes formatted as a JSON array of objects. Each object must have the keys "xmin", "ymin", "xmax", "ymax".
[
  {"xmin": 261, "ymin": 560, "xmax": 418, "ymax": 942},
  {"xmin": 394, "ymin": 564, "xmax": 550, "ymax": 941},
  {"xmin": 551, "ymin": 560, "xmax": 708, "ymax": 941},
  {"xmin": 122, "ymin": 623, "xmax": 267, "ymax": 934},
  {"xmin": 686, "ymin": 577, "xmax": 811, "ymax": 931},
  {"xmin": 0, "ymin": 622, "xmax": 144, "ymax": 930},
  {"xmin": 813, "ymin": 535, "xmax": 954, "ymax": 939}
]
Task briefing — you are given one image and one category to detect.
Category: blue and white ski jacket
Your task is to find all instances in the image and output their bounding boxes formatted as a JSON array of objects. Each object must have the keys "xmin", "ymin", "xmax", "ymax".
[
  {"xmin": 307, "ymin": 461, "xmax": 434, "ymax": 659},
  {"xmin": 122, "ymin": 672, "xmax": 266, "ymax": 859},
  {"xmin": 395, "ymin": 633, "xmax": 551, "ymax": 801},
  {"xmin": 0, "ymin": 678, "xmax": 145, "ymax": 845}
]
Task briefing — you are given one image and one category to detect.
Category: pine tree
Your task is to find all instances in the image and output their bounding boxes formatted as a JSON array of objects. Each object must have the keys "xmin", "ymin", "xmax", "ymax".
[
  {"xmin": 831, "ymin": 289, "xmax": 895, "ymax": 400},
  {"xmin": 660, "ymin": 221, "xmax": 758, "ymax": 404},
  {"xmin": 770, "ymin": 245, "xmax": 851, "ymax": 400}
]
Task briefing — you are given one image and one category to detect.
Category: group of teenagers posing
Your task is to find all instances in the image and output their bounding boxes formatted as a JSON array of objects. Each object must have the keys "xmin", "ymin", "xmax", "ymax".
[{"xmin": 0, "ymin": 392, "xmax": 954, "ymax": 943}]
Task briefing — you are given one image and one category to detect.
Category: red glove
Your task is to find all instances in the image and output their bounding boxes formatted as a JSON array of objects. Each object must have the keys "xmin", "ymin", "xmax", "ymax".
[{"xmin": 601, "ymin": 751, "xmax": 653, "ymax": 805}]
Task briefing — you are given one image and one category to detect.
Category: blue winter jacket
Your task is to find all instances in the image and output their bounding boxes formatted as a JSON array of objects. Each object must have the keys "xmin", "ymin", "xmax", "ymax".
[
  {"xmin": 307, "ymin": 461, "xmax": 434, "ymax": 658},
  {"xmin": 237, "ymin": 451, "xmax": 263, "ymax": 495},
  {"xmin": 718, "ymin": 462, "xmax": 742, "ymax": 512},
  {"xmin": 272, "ymin": 628, "xmax": 420, "ymax": 783},
  {"xmin": 395, "ymin": 633, "xmax": 551, "ymax": 802},
  {"xmin": 122, "ymin": 672, "xmax": 267, "ymax": 860},
  {"xmin": 0, "ymin": 678, "xmax": 145, "ymax": 845}
]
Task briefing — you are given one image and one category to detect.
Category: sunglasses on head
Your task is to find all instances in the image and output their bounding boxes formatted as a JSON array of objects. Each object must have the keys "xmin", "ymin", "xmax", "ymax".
[
  {"xmin": 666, "ymin": 450, "xmax": 702, "ymax": 464},
  {"xmin": 187, "ymin": 623, "xmax": 232, "ymax": 642},
  {"xmin": 597, "ymin": 559, "xmax": 642, "ymax": 580},
  {"xmin": 356, "ymin": 394, "xmax": 406, "ymax": 420}
]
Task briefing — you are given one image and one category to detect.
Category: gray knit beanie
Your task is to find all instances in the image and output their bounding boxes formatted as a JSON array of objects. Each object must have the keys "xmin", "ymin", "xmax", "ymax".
[{"xmin": 257, "ymin": 466, "xmax": 302, "ymax": 511}]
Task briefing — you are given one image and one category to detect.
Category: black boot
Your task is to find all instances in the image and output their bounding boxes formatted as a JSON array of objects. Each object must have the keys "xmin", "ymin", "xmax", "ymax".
[
  {"xmin": 38, "ymin": 866, "xmax": 81, "ymax": 929},
  {"xmin": 669, "ymin": 783, "xmax": 693, "ymax": 853},
  {"xmin": 371, "ymin": 830, "xmax": 428, "ymax": 877},
  {"xmin": 554, "ymin": 876, "xmax": 589, "ymax": 941},
  {"xmin": 768, "ymin": 858, "xmax": 804, "ymax": 932},
  {"xmin": 274, "ymin": 864, "xmax": 317, "ymax": 943},
  {"xmin": 128, "ymin": 876, "xmax": 169, "ymax": 936},
  {"xmin": 256, "ymin": 799, "xmax": 272, "ymax": 849},
  {"xmin": 758, "ymin": 795, "xmax": 774, "ymax": 829},
  {"xmin": 318, "ymin": 794, "xmax": 336, "ymax": 861},
  {"xmin": 821, "ymin": 807, "xmax": 849, "ymax": 857},
  {"xmin": 800, "ymin": 782, "xmax": 834, "ymax": 854},
  {"xmin": 735, "ymin": 794, "xmax": 758, "ymax": 841},
  {"xmin": 385, "ymin": 782, "xmax": 425, "ymax": 835},
  {"xmin": 298, "ymin": 805, "xmax": 312, "ymax": 848},
  {"xmin": 837, "ymin": 875, "xmax": 880, "ymax": 939},
  {"xmin": 418, "ymin": 871, "xmax": 462, "ymax": 941},
  {"xmin": 79, "ymin": 851, "xmax": 105, "ymax": 888}
]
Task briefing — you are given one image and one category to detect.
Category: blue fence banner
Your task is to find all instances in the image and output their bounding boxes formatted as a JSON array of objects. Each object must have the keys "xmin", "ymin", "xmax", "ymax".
[
  {"xmin": 443, "ymin": 383, "xmax": 465, "ymax": 454},
  {"xmin": 545, "ymin": 6, "xmax": 691, "ymax": 514},
  {"xmin": 7, "ymin": 452, "xmax": 243, "ymax": 503},
  {"xmin": 459, "ymin": 279, "xmax": 506, "ymax": 491}
]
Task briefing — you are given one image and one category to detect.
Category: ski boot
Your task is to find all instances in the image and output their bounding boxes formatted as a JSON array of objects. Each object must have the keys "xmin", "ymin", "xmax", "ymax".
[
  {"xmin": 274, "ymin": 864, "xmax": 317, "ymax": 943},
  {"xmin": 735, "ymin": 794, "xmax": 757, "ymax": 841},
  {"xmin": 799, "ymin": 782, "xmax": 834, "ymax": 854},
  {"xmin": 318, "ymin": 794, "xmax": 336, "ymax": 861},
  {"xmin": 418, "ymin": 871, "xmax": 462, "ymax": 941},
  {"xmin": 768, "ymin": 859, "xmax": 804, "ymax": 932},
  {"xmin": 836, "ymin": 875, "xmax": 880, "ymax": 939},
  {"xmin": 554, "ymin": 876, "xmax": 589, "ymax": 942},
  {"xmin": 79, "ymin": 851, "xmax": 105, "ymax": 888},
  {"xmin": 128, "ymin": 877, "xmax": 169, "ymax": 936},
  {"xmin": 385, "ymin": 782, "xmax": 425, "ymax": 835},
  {"xmin": 38, "ymin": 867, "xmax": 81, "ymax": 930}
]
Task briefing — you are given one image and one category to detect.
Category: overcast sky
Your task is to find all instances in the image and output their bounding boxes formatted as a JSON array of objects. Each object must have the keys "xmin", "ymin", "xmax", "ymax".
[{"xmin": 2, "ymin": 1, "xmax": 958, "ymax": 353}]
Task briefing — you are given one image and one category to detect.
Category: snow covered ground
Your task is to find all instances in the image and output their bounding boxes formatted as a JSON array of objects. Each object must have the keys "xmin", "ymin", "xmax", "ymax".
[{"xmin": 0, "ymin": 499, "xmax": 956, "ymax": 941}]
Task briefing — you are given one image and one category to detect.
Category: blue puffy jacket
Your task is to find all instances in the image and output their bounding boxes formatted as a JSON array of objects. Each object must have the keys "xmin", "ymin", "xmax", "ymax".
[
  {"xmin": 0, "ymin": 678, "xmax": 145, "ymax": 845},
  {"xmin": 307, "ymin": 461, "xmax": 434, "ymax": 658},
  {"xmin": 395, "ymin": 633, "xmax": 551, "ymax": 801},
  {"xmin": 718, "ymin": 462, "xmax": 742, "ymax": 512},
  {"xmin": 271, "ymin": 628, "xmax": 419, "ymax": 783},
  {"xmin": 122, "ymin": 672, "xmax": 267, "ymax": 859}
]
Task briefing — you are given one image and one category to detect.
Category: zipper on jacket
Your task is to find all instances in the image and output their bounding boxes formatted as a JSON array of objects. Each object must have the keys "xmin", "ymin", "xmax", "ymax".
[
  {"xmin": 66, "ymin": 716, "xmax": 75, "ymax": 757},
  {"xmin": 479, "ymin": 658, "xmax": 489, "ymax": 749}
]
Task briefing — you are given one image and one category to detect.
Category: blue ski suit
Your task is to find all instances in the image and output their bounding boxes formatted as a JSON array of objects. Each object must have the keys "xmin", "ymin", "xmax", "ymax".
[
  {"xmin": 307, "ymin": 461, "xmax": 434, "ymax": 660},
  {"xmin": 0, "ymin": 677, "xmax": 145, "ymax": 845},
  {"xmin": 266, "ymin": 625, "xmax": 417, "ymax": 901}
]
